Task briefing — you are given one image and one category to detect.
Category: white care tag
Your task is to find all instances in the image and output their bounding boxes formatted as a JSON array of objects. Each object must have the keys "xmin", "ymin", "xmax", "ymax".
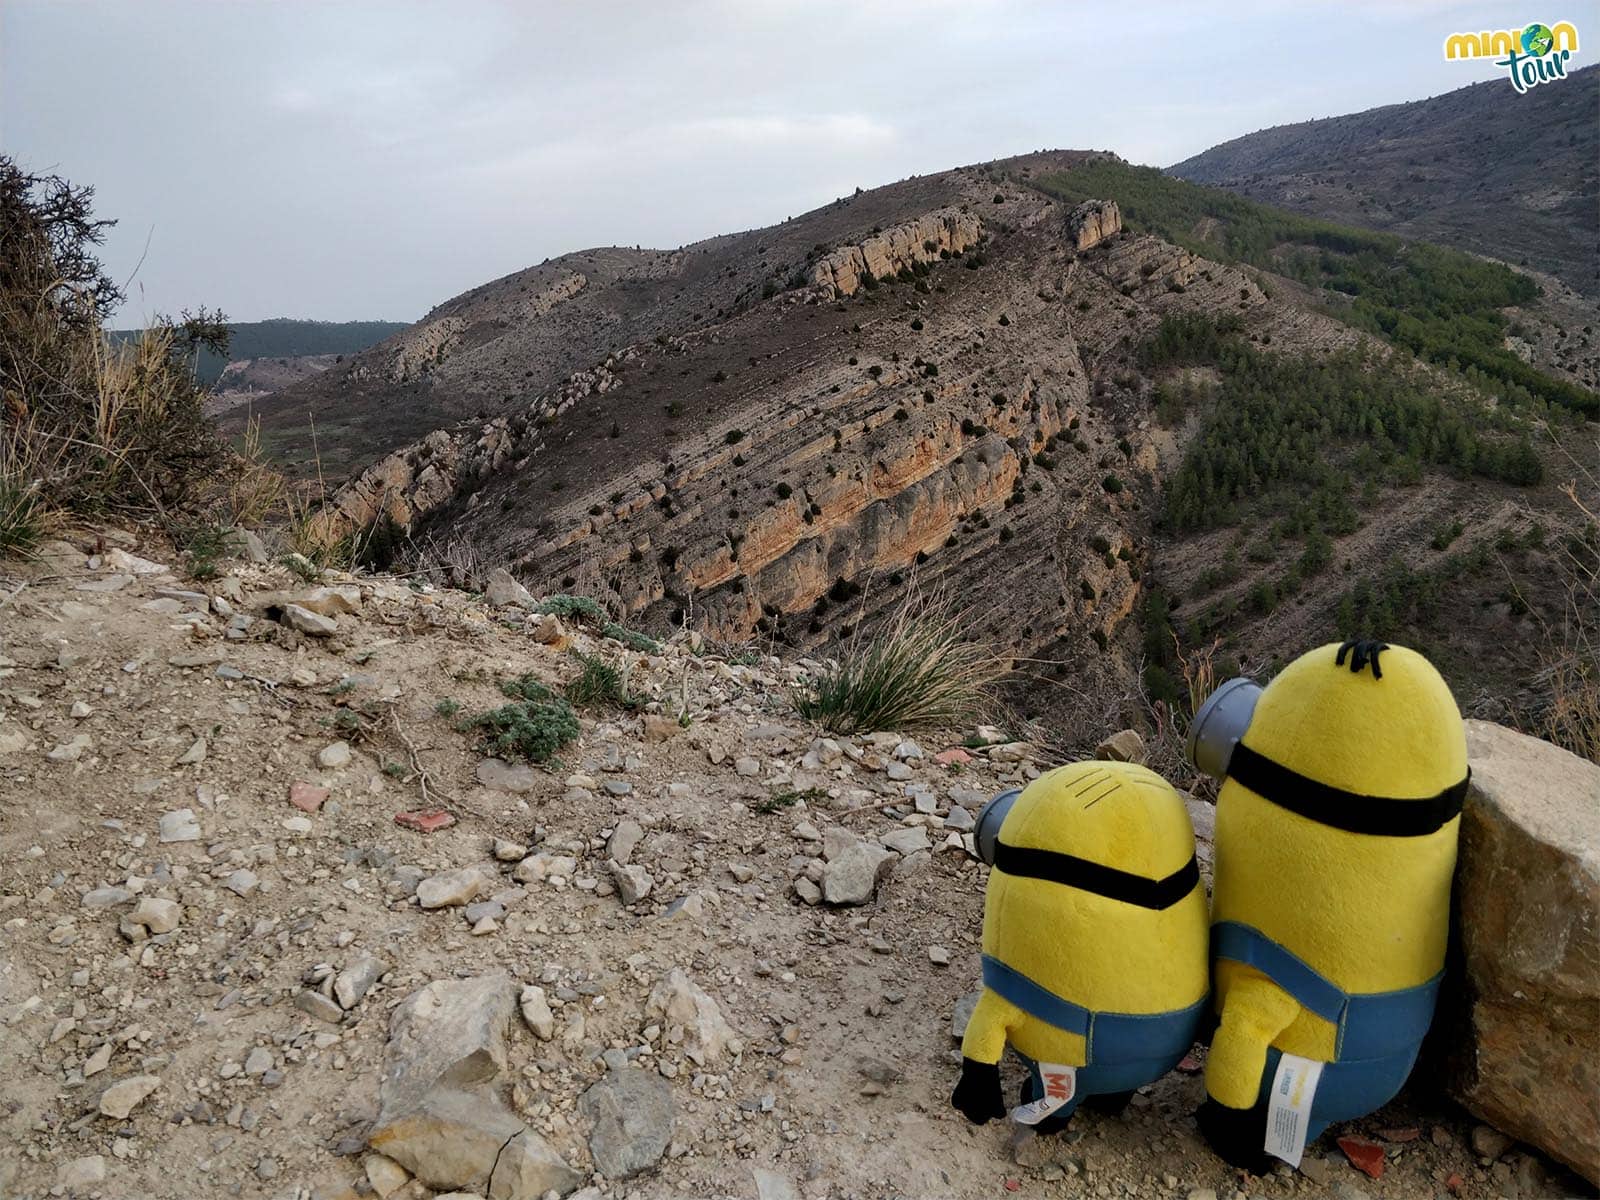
[
  {"xmin": 1264, "ymin": 1052, "xmax": 1324, "ymax": 1166},
  {"xmin": 1011, "ymin": 1063, "xmax": 1077, "ymax": 1125}
]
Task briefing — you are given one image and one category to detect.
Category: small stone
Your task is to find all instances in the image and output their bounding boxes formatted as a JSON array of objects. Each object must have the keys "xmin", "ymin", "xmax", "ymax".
[
  {"xmin": 933, "ymin": 747, "xmax": 973, "ymax": 766},
  {"xmin": 944, "ymin": 805, "xmax": 976, "ymax": 832},
  {"xmin": 70, "ymin": 700, "xmax": 93, "ymax": 719},
  {"xmin": 735, "ymin": 756, "xmax": 761, "ymax": 777},
  {"xmin": 255, "ymin": 1157, "xmax": 279, "ymax": 1181},
  {"xmin": 519, "ymin": 985, "xmax": 556, "ymax": 1040},
  {"xmin": 244, "ymin": 1046, "xmax": 274, "ymax": 1076},
  {"xmin": 334, "ymin": 955, "xmax": 386, "ymax": 1009},
  {"xmin": 48, "ymin": 733, "xmax": 93, "ymax": 762},
  {"xmin": 106, "ymin": 547, "xmax": 168, "ymax": 575},
  {"xmin": 158, "ymin": 807, "xmax": 201, "ymax": 842},
  {"xmin": 643, "ymin": 714, "xmax": 683, "ymax": 742},
  {"xmin": 951, "ymin": 991, "xmax": 980, "ymax": 1041},
  {"xmin": 492, "ymin": 838, "xmax": 527, "ymax": 862},
  {"xmin": 754, "ymin": 1168, "xmax": 802, "ymax": 1200},
  {"xmin": 223, "ymin": 869, "xmax": 259, "ymax": 897},
  {"xmin": 417, "ymin": 868, "xmax": 484, "ymax": 909},
  {"xmin": 645, "ymin": 968, "xmax": 741, "ymax": 1064},
  {"xmin": 126, "ymin": 896, "xmax": 181, "ymax": 934},
  {"xmin": 608, "ymin": 819, "xmax": 645, "ymax": 864},
  {"xmin": 1298, "ymin": 1155, "xmax": 1332, "ymax": 1185},
  {"xmin": 603, "ymin": 779, "xmax": 633, "ymax": 797},
  {"xmin": 84, "ymin": 1042, "xmax": 113, "ymax": 1075},
  {"xmin": 580, "ymin": 1065, "xmax": 675, "ymax": 1179},
  {"xmin": 175, "ymin": 736, "xmax": 207, "ymax": 765},
  {"xmin": 513, "ymin": 853, "xmax": 577, "ymax": 884},
  {"xmin": 793, "ymin": 877, "xmax": 822, "ymax": 905},
  {"xmin": 488, "ymin": 1130, "xmax": 582, "ymax": 1199},
  {"xmin": 1470, "ymin": 1124, "xmax": 1515, "ymax": 1160},
  {"xmin": 287, "ymin": 781, "xmax": 329, "ymax": 813},
  {"xmin": 885, "ymin": 761, "xmax": 913, "ymax": 781},
  {"xmin": 317, "ymin": 740, "xmax": 353, "ymax": 769},
  {"xmin": 59, "ymin": 1155, "xmax": 107, "ymax": 1188},
  {"xmin": 484, "ymin": 567, "xmax": 534, "ymax": 608},
  {"xmin": 99, "ymin": 1074, "xmax": 161, "ymax": 1118},
  {"xmin": 463, "ymin": 900, "xmax": 505, "ymax": 924},
  {"xmin": 81, "ymin": 886, "xmax": 133, "ymax": 909},
  {"xmin": 611, "ymin": 862, "xmax": 654, "ymax": 905},
  {"xmin": 1094, "ymin": 729, "xmax": 1147, "ymax": 763},
  {"xmin": 282, "ymin": 604, "xmax": 337, "ymax": 635},
  {"xmin": 394, "ymin": 808, "xmax": 455, "ymax": 834},
  {"xmin": 364, "ymin": 1153, "xmax": 411, "ymax": 1198},
  {"xmin": 928, "ymin": 944, "xmax": 951, "ymax": 966},
  {"xmin": 475, "ymin": 757, "xmax": 538, "ymax": 793},
  {"xmin": 294, "ymin": 989, "xmax": 345, "ymax": 1024},
  {"xmin": 821, "ymin": 842, "xmax": 896, "ymax": 906},
  {"xmin": 881, "ymin": 826, "xmax": 931, "ymax": 855}
]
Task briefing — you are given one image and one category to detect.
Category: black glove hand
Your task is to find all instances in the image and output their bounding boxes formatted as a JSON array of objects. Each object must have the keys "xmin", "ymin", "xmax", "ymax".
[
  {"xmin": 1196, "ymin": 1098, "xmax": 1274, "ymax": 1175},
  {"xmin": 951, "ymin": 1057, "xmax": 1006, "ymax": 1125}
]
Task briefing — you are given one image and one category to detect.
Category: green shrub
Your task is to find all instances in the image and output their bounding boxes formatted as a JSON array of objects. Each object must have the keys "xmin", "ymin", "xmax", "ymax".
[
  {"xmin": 464, "ymin": 675, "xmax": 579, "ymax": 763},
  {"xmin": 536, "ymin": 594, "xmax": 608, "ymax": 623},
  {"xmin": 756, "ymin": 786, "xmax": 828, "ymax": 815}
]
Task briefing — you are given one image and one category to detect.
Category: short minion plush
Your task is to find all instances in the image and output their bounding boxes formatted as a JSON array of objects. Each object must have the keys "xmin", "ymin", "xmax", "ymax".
[
  {"xmin": 952, "ymin": 761, "xmax": 1209, "ymax": 1131},
  {"xmin": 1190, "ymin": 640, "xmax": 1469, "ymax": 1171}
]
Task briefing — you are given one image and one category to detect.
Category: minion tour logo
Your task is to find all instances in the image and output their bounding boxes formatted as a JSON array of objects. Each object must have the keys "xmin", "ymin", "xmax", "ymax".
[{"xmin": 1444, "ymin": 20, "xmax": 1580, "ymax": 92}]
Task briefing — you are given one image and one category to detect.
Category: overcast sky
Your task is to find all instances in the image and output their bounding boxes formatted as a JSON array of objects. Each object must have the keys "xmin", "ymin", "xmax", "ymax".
[{"xmin": 5, "ymin": 0, "xmax": 1588, "ymax": 325}]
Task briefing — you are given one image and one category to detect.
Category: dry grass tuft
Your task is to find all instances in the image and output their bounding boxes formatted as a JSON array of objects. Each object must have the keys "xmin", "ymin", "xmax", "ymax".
[{"xmin": 794, "ymin": 593, "xmax": 1005, "ymax": 734}]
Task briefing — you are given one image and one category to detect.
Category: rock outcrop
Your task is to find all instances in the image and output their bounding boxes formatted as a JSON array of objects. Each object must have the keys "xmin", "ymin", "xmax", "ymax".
[
  {"xmin": 808, "ymin": 209, "xmax": 983, "ymax": 297},
  {"xmin": 1450, "ymin": 721, "xmax": 1600, "ymax": 1185},
  {"xmin": 1066, "ymin": 199, "xmax": 1121, "ymax": 250}
]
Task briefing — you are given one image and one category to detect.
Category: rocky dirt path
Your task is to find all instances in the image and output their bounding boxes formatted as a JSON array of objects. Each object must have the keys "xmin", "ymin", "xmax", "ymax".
[{"xmin": 0, "ymin": 531, "xmax": 1581, "ymax": 1200}]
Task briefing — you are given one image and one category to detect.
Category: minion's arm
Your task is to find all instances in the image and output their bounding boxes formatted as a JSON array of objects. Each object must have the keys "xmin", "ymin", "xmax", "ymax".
[
  {"xmin": 952, "ymin": 989, "xmax": 1021, "ymax": 1124},
  {"xmin": 960, "ymin": 989, "xmax": 1018, "ymax": 1065},
  {"xmin": 1205, "ymin": 972, "xmax": 1303, "ymax": 1110}
]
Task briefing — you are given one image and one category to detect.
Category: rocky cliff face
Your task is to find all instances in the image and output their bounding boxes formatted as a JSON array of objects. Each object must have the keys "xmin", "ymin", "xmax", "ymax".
[
  {"xmin": 1066, "ymin": 199, "xmax": 1121, "ymax": 250},
  {"xmin": 808, "ymin": 209, "xmax": 983, "ymax": 297},
  {"xmin": 316, "ymin": 155, "xmax": 1372, "ymax": 724}
]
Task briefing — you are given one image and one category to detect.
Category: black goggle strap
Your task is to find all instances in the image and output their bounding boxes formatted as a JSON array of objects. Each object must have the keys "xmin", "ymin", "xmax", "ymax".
[
  {"xmin": 992, "ymin": 841, "xmax": 1200, "ymax": 910},
  {"xmin": 1227, "ymin": 742, "xmax": 1468, "ymax": 838}
]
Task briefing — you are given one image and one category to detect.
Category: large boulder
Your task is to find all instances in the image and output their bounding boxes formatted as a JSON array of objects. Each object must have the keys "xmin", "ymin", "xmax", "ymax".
[{"xmin": 1450, "ymin": 721, "xmax": 1600, "ymax": 1185}]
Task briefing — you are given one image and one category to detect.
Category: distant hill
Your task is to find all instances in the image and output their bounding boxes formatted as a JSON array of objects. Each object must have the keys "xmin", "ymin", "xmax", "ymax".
[
  {"xmin": 1169, "ymin": 65, "xmax": 1599, "ymax": 297},
  {"xmin": 111, "ymin": 317, "xmax": 407, "ymax": 387}
]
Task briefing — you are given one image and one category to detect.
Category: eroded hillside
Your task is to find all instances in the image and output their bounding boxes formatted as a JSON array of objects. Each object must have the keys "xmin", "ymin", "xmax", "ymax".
[{"xmin": 239, "ymin": 152, "xmax": 1593, "ymax": 739}]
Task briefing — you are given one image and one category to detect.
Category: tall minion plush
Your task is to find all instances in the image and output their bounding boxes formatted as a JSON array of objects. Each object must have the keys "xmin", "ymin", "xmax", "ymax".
[
  {"xmin": 1188, "ymin": 640, "xmax": 1469, "ymax": 1171},
  {"xmin": 952, "ymin": 761, "xmax": 1209, "ymax": 1131}
]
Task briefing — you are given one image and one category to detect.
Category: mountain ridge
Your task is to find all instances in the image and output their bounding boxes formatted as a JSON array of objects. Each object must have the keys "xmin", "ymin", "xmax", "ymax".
[{"xmin": 1168, "ymin": 64, "xmax": 1599, "ymax": 297}]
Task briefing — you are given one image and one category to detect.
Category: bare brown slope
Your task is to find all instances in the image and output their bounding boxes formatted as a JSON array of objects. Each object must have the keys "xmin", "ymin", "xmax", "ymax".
[{"xmin": 1168, "ymin": 65, "xmax": 1600, "ymax": 298}]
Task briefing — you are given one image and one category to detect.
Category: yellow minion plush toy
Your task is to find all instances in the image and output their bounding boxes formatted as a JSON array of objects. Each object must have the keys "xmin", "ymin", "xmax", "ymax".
[
  {"xmin": 952, "ymin": 761, "xmax": 1209, "ymax": 1131},
  {"xmin": 1187, "ymin": 640, "xmax": 1469, "ymax": 1171}
]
